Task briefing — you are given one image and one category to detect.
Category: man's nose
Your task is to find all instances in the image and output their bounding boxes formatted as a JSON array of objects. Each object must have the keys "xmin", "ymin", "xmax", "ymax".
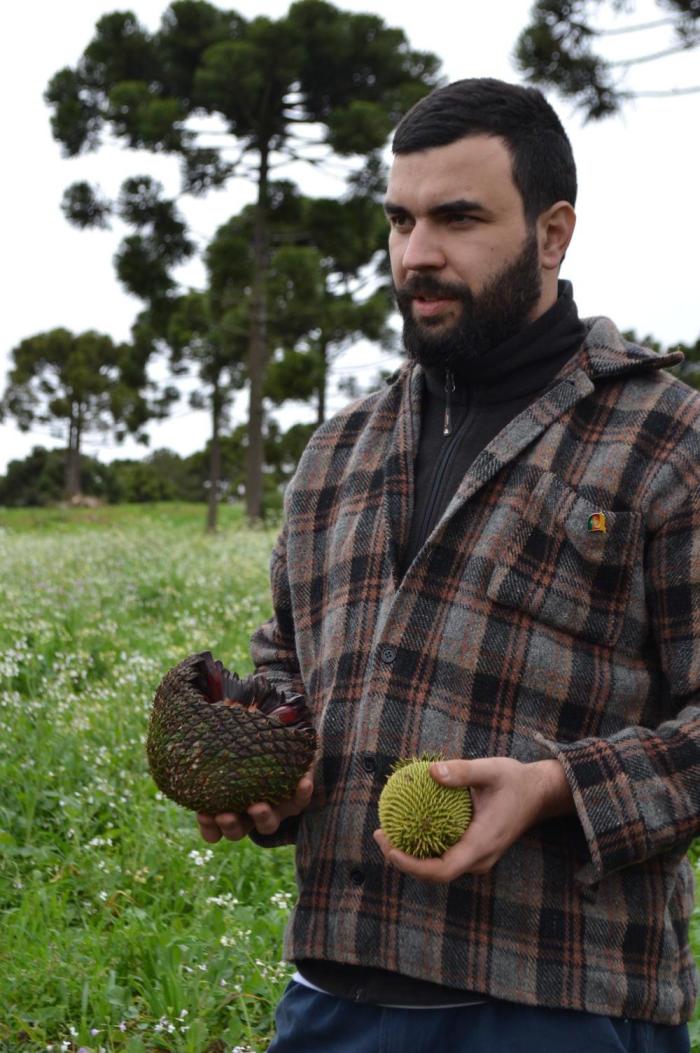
[{"xmin": 400, "ymin": 222, "xmax": 446, "ymax": 271}]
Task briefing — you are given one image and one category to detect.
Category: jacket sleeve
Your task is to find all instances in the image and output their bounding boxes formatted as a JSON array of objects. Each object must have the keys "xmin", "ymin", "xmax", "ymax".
[
  {"xmin": 536, "ymin": 490, "xmax": 700, "ymax": 885},
  {"xmin": 247, "ymin": 519, "xmax": 306, "ymax": 848},
  {"xmin": 250, "ymin": 519, "xmax": 306, "ymax": 698}
]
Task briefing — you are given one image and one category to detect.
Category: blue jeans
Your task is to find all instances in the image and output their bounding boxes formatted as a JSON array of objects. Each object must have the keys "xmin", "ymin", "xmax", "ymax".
[{"xmin": 267, "ymin": 980, "xmax": 690, "ymax": 1053}]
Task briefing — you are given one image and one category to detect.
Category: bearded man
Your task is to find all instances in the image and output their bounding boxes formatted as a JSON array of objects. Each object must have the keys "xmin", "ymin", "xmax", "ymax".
[{"xmin": 198, "ymin": 79, "xmax": 698, "ymax": 1052}]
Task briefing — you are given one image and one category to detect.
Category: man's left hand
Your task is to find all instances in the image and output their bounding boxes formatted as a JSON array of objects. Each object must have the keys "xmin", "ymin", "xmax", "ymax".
[{"xmin": 373, "ymin": 757, "xmax": 574, "ymax": 883}]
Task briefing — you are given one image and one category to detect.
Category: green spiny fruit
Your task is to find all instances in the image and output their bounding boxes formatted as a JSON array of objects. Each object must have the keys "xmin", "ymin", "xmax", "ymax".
[
  {"xmin": 378, "ymin": 756, "xmax": 473, "ymax": 859},
  {"xmin": 147, "ymin": 651, "xmax": 317, "ymax": 815}
]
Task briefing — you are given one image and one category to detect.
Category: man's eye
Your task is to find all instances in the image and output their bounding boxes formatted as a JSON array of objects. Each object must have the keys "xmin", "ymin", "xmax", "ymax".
[{"xmin": 389, "ymin": 214, "xmax": 412, "ymax": 230}]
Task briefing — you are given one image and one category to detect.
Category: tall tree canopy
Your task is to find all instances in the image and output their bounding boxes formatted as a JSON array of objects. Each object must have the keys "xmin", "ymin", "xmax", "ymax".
[
  {"xmin": 46, "ymin": 0, "xmax": 441, "ymax": 519},
  {"xmin": 65, "ymin": 172, "xmax": 391, "ymax": 531},
  {"xmin": 0, "ymin": 329, "xmax": 167, "ymax": 500},
  {"xmin": 515, "ymin": 0, "xmax": 700, "ymax": 119}
]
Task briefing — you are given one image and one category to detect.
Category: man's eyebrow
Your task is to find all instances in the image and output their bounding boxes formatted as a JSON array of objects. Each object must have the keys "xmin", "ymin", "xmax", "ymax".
[{"xmin": 383, "ymin": 198, "xmax": 489, "ymax": 218}]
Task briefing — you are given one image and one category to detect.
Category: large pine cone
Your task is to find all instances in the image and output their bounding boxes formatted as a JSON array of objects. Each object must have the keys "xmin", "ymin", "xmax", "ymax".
[{"xmin": 147, "ymin": 651, "xmax": 317, "ymax": 815}]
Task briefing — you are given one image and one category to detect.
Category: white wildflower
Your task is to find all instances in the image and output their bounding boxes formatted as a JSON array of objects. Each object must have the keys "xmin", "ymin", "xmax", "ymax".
[{"xmin": 188, "ymin": 848, "xmax": 214, "ymax": 867}]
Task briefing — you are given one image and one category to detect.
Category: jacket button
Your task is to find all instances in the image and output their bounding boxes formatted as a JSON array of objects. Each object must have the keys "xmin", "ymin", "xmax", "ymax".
[
  {"xmin": 362, "ymin": 755, "xmax": 376, "ymax": 773},
  {"xmin": 380, "ymin": 645, "xmax": 397, "ymax": 664},
  {"xmin": 350, "ymin": 868, "xmax": 365, "ymax": 886}
]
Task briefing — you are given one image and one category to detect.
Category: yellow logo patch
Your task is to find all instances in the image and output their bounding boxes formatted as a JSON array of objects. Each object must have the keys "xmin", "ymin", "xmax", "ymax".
[{"xmin": 588, "ymin": 512, "xmax": 607, "ymax": 534}]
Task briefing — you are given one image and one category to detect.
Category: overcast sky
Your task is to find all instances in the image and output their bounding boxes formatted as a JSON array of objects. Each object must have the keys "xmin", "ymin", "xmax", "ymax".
[{"xmin": 1, "ymin": 0, "xmax": 698, "ymax": 473}]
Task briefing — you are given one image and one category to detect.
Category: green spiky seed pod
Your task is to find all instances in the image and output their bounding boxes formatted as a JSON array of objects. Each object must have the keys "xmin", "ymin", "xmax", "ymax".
[{"xmin": 378, "ymin": 757, "xmax": 473, "ymax": 859}]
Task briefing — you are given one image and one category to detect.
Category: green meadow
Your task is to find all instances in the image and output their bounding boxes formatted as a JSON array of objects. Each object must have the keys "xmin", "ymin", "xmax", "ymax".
[
  {"xmin": 1, "ymin": 504, "xmax": 699, "ymax": 1051},
  {"xmin": 0, "ymin": 504, "xmax": 293, "ymax": 1052}
]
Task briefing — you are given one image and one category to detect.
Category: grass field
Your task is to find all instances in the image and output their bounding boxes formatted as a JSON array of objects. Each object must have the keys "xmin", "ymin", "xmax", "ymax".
[
  {"xmin": 0, "ymin": 504, "xmax": 294, "ymax": 1052},
  {"xmin": 1, "ymin": 503, "xmax": 699, "ymax": 1051}
]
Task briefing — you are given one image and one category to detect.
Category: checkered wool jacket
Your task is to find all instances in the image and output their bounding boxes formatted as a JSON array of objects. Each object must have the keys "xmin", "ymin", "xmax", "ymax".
[{"xmin": 249, "ymin": 316, "xmax": 700, "ymax": 1024}]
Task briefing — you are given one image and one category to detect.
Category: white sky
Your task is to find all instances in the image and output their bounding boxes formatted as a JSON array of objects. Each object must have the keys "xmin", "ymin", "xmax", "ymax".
[{"xmin": 1, "ymin": 0, "xmax": 698, "ymax": 473}]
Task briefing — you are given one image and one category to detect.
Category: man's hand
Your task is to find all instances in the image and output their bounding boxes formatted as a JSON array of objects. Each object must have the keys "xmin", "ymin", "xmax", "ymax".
[
  {"xmin": 373, "ymin": 757, "xmax": 574, "ymax": 883},
  {"xmin": 196, "ymin": 773, "xmax": 314, "ymax": 843}
]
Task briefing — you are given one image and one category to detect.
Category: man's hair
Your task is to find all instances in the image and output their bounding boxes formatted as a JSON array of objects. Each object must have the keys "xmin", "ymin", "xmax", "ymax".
[{"xmin": 392, "ymin": 78, "xmax": 577, "ymax": 224}]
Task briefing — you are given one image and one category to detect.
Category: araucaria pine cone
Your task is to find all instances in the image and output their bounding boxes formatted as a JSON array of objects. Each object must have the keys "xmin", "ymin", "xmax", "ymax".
[{"xmin": 147, "ymin": 651, "xmax": 317, "ymax": 815}]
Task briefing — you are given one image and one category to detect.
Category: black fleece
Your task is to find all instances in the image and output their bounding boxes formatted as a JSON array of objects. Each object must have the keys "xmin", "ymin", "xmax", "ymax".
[{"xmin": 401, "ymin": 281, "xmax": 585, "ymax": 575}]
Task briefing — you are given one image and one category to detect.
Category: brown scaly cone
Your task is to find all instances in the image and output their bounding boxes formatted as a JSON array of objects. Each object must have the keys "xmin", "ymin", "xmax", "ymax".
[{"xmin": 147, "ymin": 651, "xmax": 317, "ymax": 815}]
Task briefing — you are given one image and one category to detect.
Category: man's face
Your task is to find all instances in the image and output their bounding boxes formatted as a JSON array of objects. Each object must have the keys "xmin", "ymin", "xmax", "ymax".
[{"xmin": 384, "ymin": 134, "xmax": 545, "ymax": 369}]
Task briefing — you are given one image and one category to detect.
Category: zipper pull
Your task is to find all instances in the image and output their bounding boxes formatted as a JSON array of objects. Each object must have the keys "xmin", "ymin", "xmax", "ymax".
[{"xmin": 443, "ymin": 369, "xmax": 455, "ymax": 436}]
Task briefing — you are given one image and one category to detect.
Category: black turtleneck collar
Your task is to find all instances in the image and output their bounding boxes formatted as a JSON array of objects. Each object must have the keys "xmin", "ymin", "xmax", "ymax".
[{"xmin": 423, "ymin": 280, "xmax": 585, "ymax": 406}]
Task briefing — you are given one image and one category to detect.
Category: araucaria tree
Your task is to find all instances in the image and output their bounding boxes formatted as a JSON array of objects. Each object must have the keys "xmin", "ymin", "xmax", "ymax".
[
  {"xmin": 46, "ymin": 0, "xmax": 441, "ymax": 520},
  {"xmin": 516, "ymin": 0, "xmax": 700, "ymax": 120},
  {"xmin": 63, "ymin": 174, "xmax": 390, "ymax": 532},
  {"xmin": 0, "ymin": 329, "xmax": 157, "ymax": 500}
]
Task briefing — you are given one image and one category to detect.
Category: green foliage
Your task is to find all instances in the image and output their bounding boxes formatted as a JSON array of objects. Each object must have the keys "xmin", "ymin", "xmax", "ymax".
[
  {"xmin": 46, "ymin": 1, "xmax": 441, "ymax": 162},
  {"xmin": 0, "ymin": 504, "xmax": 294, "ymax": 1051},
  {"xmin": 0, "ymin": 420, "xmax": 314, "ymax": 509},
  {"xmin": 671, "ymin": 337, "xmax": 700, "ymax": 392},
  {"xmin": 45, "ymin": 0, "xmax": 441, "ymax": 518},
  {"xmin": 622, "ymin": 328, "xmax": 700, "ymax": 393},
  {"xmin": 107, "ymin": 457, "xmax": 180, "ymax": 504},
  {"xmin": 515, "ymin": 0, "xmax": 700, "ymax": 120},
  {"xmin": 2, "ymin": 329, "xmax": 129, "ymax": 432},
  {"xmin": 204, "ymin": 181, "xmax": 393, "ymax": 418},
  {"xmin": 61, "ymin": 181, "xmax": 112, "ymax": 229},
  {"xmin": 0, "ymin": 448, "xmax": 114, "ymax": 508},
  {"xmin": 0, "ymin": 329, "xmax": 165, "ymax": 499}
]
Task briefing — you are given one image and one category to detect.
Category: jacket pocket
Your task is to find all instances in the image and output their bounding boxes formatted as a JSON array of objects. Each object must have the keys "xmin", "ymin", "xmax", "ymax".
[{"xmin": 486, "ymin": 472, "xmax": 644, "ymax": 648}]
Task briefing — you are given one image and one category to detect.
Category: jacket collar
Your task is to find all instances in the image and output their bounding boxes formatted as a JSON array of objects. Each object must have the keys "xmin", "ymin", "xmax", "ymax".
[
  {"xmin": 383, "ymin": 318, "xmax": 683, "ymax": 576},
  {"xmin": 388, "ymin": 316, "xmax": 683, "ymax": 395},
  {"xmin": 579, "ymin": 316, "xmax": 683, "ymax": 380}
]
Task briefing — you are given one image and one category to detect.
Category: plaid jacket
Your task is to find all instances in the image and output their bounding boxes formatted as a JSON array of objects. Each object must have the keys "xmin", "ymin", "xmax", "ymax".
[{"xmin": 249, "ymin": 316, "xmax": 700, "ymax": 1024}]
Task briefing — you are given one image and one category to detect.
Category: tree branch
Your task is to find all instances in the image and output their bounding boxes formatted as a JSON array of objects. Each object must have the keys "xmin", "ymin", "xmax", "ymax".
[
  {"xmin": 592, "ymin": 16, "xmax": 679, "ymax": 36},
  {"xmin": 632, "ymin": 84, "xmax": 700, "ymax": 97},
  {"xmin": 276, "ymin": 146, "xmax": 356, "ymax": 178},
  {"xmin": 609, "ymin": 41, "xmax": 698, "ymax": 67}
]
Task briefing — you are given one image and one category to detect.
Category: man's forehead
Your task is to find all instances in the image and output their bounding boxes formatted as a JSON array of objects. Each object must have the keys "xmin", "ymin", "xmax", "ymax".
[{"xmin": 385, "ymin": 134, "xmax": 517, "ymax": 210}]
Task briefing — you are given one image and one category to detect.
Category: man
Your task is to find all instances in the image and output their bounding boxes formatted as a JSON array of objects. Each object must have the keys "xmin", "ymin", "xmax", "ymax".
[{"xmin": 198, "ymin": 79, "xmax": 698, "ymax": 1051}]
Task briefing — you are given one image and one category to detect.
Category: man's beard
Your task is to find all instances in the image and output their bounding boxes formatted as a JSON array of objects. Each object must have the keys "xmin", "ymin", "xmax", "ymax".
[{"xmin": 394, "ymin": 228, "xmax": 542, "ymax": 374}]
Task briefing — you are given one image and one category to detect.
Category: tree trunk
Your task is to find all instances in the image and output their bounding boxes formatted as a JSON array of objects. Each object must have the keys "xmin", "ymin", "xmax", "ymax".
[
  {"xmin": 206, "ymin": 385, "xmax": 222, "ymax": 534},
  {"xmin": 317, "ymin": 342, "xmax": 328, "ymax": 426},
  {"xmin": 65, "ymin": 409, "xmax": 82, "ymax": 501},
  {"xmin": 245, "ymin": 144, "xmax": 270, "ymax": 524}
]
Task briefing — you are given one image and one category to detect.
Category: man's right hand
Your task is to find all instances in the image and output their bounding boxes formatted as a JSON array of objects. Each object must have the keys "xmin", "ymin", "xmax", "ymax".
[{"xmin": 196, "ymin": 774, "xmax": 314, "ymax": 843}]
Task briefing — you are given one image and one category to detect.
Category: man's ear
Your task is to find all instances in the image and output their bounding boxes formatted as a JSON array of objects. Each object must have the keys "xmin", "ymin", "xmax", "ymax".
[{"xmin": 538, "ymin": 201, "xmax": 576, "ymax": 270}]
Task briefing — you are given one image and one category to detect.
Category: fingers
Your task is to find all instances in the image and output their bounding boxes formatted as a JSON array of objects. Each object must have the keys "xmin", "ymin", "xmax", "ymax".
[
  {"xmin": 375, "ymin": 758, "xmax": 549, "ymax": 883},
  {"xmin": 247, "ymin": 801, "xmax": 283, "ymax": 835},
  {"xmin": 373, "ymin": 828, "xmax": 492, "ymax": 884},
  {"xmin": 430, "ymin": 757, "xmax": 513, "ymax": 788},
  {"xmin": 288, "ymin": 774, "xmax": 314, "ymax": 813},
  {"xmin": 197, "ymin": 812, "xmax": 223, "ymax": 842},
  {"xmin": 196, "ymin": 772, "xmax": 315, "ymax": 842},
  {"xmin": 247, "ymin": 775, "xmax": 314, "ymax": 835},
  {"xmin": 196, "ymin": 811, "xmax": 253, "ymax": 842}
]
